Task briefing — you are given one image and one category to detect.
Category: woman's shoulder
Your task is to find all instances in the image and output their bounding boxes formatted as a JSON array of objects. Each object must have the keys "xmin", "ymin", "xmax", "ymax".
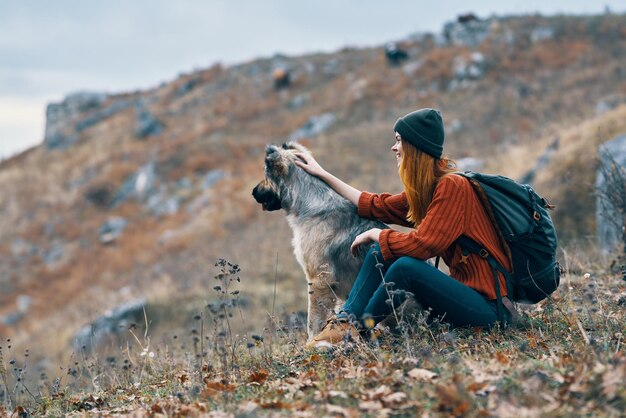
[{"xmin": 437, "ymin": 172, "xmax": 471, "ymax": 190}]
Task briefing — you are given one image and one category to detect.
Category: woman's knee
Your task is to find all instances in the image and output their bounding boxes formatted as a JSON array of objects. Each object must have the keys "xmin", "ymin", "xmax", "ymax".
[{"xmin": 386, "ymin": 257, "xmax": 432, "ymax": 286}]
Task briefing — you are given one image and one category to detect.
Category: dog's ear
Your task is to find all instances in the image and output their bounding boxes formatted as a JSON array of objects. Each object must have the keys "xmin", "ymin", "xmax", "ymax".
[
  {"xmin": 288, "ymin": 142, "xmax": 310, "ymax": 154},
  {"xmin": 252, "ymin": 179, "xmax": 282, "ymax": 211}
]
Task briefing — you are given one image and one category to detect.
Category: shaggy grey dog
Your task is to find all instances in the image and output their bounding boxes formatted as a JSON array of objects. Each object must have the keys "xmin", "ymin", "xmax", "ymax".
[{"xmin": 252, "ymin": 142, "xmax": 387, "ymax": 339}]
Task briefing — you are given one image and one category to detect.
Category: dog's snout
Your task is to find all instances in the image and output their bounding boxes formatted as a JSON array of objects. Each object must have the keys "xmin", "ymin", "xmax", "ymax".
[{"xmin": 251, "ymin": 183, "xmax": 261, "ymax": 200}]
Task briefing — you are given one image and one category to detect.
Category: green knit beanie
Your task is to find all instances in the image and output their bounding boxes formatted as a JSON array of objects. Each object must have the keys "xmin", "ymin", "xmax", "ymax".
[{"xmin": 393, "ymin": 108, "xmax": 445, "ymax": 158}]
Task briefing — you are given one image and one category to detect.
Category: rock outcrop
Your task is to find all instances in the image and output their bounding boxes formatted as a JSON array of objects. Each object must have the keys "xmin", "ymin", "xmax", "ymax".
[
  {"xmin": 44, "ymin": 92, "xmax": 107, "ymax": 149},
  {"xmin": 596, "ymin": 134, "xmax": 626, "ymax": 253}
]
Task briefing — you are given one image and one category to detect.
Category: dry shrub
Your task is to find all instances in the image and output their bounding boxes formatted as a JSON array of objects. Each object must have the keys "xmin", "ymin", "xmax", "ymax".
[
  {"xmin": 365, "ymin": 74, "xmax": 412, "ymax": 111},
  {"xmin": 212, "ymin": 91, "xmax": 237, "ymax": 117},
  {"xmin": 231, "ymin": 88, "xmax": 280, "ymax": 123},
  {"xmin": 185, "ymin": 153, "xmax": 218, "ymax": 174},
  {"xmin": 419, "ymin": 47, "xmax": 464, "ymax": 87},
  {"xmin": 101, "ymin": 160, "xmax": 142, "ymax": 187},
  {"xmin": 514, "ymin": 116, "xmax": 534, "ymax": 135},
  {"xmin": 54, "ymin": 215, "xmax": 87, "ymax": 241},
  {"xmin": 530, "ymin": 40, "xmax": 591, "ymax": 69}
]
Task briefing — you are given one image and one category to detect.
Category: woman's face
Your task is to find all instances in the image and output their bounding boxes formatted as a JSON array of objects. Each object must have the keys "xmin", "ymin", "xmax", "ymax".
[{"xmin": 392, "ymin": 132, "xmax": 403, "ymax": 167}]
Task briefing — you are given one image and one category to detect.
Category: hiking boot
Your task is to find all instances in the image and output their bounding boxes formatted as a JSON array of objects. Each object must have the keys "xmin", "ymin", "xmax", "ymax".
[
  {"xmin": 368, "ymin": 324, "xmax": 392, "ymax": 342},
  {"xmin": 305, "ymin": 316, "xmax": 360, "ymax": 349}
]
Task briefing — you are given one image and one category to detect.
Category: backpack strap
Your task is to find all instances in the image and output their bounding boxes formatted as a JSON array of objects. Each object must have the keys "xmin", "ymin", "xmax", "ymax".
[{"xmin": 456, "ymin": 235, "xmax": 513, "ymax": 327}]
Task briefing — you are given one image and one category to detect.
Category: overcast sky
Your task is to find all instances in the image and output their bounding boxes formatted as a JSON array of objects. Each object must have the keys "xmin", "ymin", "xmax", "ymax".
[{"xmin": 1, "ymin": 1, "xmax": 623, "ymax": 159}]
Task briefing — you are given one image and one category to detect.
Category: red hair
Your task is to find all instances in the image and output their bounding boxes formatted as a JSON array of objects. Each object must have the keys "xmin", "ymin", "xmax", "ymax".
[{"xmin": 398, "ymin": 139, "xmax": 457, "ymax": 225}]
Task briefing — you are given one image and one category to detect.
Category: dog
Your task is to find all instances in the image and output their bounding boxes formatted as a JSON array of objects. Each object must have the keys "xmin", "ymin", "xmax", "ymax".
[{"xmin": 252, "ymin": 142, "xmax": 387, "ymax": 339}]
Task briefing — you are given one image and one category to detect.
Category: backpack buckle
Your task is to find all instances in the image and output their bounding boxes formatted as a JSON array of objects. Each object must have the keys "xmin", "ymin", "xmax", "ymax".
[
  {"xmin": 479, "ymin": 249, "xmax": 489, "ymax": 258},
  {"xmin": 533, "ymin": 211, "xmax": 541, "ymax": 221}
]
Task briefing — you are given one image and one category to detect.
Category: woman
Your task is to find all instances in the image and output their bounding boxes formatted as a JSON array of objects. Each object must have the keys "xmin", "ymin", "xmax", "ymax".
[{"xmin": 294, "ymin": 108, "xmax": 513, "ymax": 348}]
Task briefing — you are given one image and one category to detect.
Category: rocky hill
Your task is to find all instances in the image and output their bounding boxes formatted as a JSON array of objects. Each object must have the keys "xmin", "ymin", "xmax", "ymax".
[{"xmin": 0, "ymin": 12, "xmax": 625, "ymax": 369}]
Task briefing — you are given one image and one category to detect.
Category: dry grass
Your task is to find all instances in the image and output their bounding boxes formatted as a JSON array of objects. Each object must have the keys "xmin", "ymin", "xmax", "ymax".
[{"xmin": 0, "ymin": 248, "xmax": 624, "ymax": 417}]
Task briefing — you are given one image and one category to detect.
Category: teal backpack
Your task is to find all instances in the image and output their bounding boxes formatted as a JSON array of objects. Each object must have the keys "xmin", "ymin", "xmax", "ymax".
[{"xmin": 454, "ymin": 172, "xmax": 561, "ymax": 323}]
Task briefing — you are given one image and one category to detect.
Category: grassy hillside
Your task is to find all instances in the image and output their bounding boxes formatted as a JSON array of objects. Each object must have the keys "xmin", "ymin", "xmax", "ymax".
[{"xmin": 0, "ymin": 13, "xmax": 625, "ymax": 415}]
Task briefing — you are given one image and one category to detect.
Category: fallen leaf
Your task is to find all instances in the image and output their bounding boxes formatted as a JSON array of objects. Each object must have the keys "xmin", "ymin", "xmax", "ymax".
[
  {"xmin": 238, "ymin": 401, "xmax": 258, "ymax": 413},
  {"xmin": 369, "ymin": 384, "xmax": 391, "ymax": 399},
  {"xmin": 328, "ymin": 390, "xmax": 349, "ymax": 399},
  {"xmin": 326, "ymin": 404, "xmax": 359, "ymax": 418},
  {"xmin": 601, "ymin": 362, "xmax": 625, "ymax": 400},
  {"xmin": 359, "ymin": 400, "xmax": 383, "ymax": 411},
  {"xmin": 204, "ymin": 381, "xmax": 236, "ymax": 393},
  {"xmin": 467, "ymin": 381, "xmax": 489, "ymax": 393},
  {"xmin": 257, "ymin": 399, "xmax": 291, "ymax": 409},
  {"xmin": 436, "ymin": 375, "xmax": 474, "ymax": 416},
  {"xmin": 248, "ymin": 368, "xmax": 269, "ymax": 384},
  {"xmin": 495, "ymin": 351, "xmax": 510, "ymax": 365},
  {"xmin": 408, "ymin": 368, "xmax": 438, "ymax": 380},
  {"xmin": 382, "ymin": 391, "xmax": 407, "ymax": 405}
]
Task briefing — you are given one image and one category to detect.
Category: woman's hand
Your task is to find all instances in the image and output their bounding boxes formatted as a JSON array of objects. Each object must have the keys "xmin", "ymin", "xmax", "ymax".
[
  {"xmin": 294, "ymin": 151, "xmax": 362, "ymax": 206},
  {"xmin": 350, "ymin": 228, "xmax": 382, "ymax": 257},
  {"xmin": 294, "ymin": 152, "xmax": 327, "ymax": 178}
]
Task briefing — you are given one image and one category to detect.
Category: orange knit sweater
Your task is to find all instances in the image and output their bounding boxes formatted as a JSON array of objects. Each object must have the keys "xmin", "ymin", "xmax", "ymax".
[{"xmin": 357, "ymin": 174, "xmax": 511, "ymax": 300}]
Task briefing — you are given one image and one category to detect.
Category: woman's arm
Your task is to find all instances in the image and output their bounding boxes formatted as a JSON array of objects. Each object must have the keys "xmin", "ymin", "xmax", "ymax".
[{"xmin": 294, "ymin": 153, "xmax": 361, "ymax": 205}]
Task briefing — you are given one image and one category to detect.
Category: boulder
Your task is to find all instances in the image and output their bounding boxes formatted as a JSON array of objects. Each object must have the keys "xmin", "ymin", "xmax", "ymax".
[
  {"xmin": 99, "ymin": 217, "xmax": 128, "ymax": 245},
  {"xmin": 456, "ymin": 157, "xmax": 484, "ymax": 172},
  {"xmin": 288, "ymin": 94, "xmax": 310, "ymax": 110},
  {"xmin": 113, "ymin": 163, "xmax": 156, "ymax": 206},
  {"xmin": 201, "ymin": 169, "xmax": 225, "ymax": 191},
  {"xmin": 0, "ymin": 311, "xmax": 23, "ymax": 326},
  {"xmin": 135, "ymin": 106, "xmax": 164, "ymax": 139},
  {"xmin": 288, "ymin": 113, "xmax": 336, "ymax": 141},
  {"xmin": 146, "ymin": 186, "xmax": 180, "ymax": 217},
  {"xmin": 530, "ymin": 27, "xmax": 554, "ymax": 43},
  {"xmin": 453, "ymin": 52, "xmax": 487, "ymax": 82},
  {"xmin": 443, "ymin": 16, "xmax": 492, "ymax": 48},
  {"xmin": 11, "ymin": 238, "xmax": 39, "ymax": 258},
  {"xmin": 596, "ymin": 134, "xmax": 626, "ymax": 253},
  {"xmin": 73, "ymin": 298, "xmax": 147, "ymax": 352},
  {"xmin": 43, "ymin": 241, "xmax": 65, "ymax": 266},
  {"xmin": 402, "ymin": 60, "xmax": 423, "ymax": 77},
  {"xmin": 595, "ymin": 94, "xmax": 626, "ymax": 116},
  {"xmin": 0, "ymin": 295, "xmax": 32, "ymax": 327},
  {"xmin": 322, "ymin": 59, "xmax": 341, "ymax": 76}
]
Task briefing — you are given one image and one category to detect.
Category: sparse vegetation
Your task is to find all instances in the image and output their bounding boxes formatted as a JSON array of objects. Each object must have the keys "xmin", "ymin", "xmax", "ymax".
[
  {"xmin": 0, "ymin": 11, "xmax": 625, "ymax": 417},
  {"xmin": 0, "ymin": 251, "xmax": 624, "ymax": 417}
]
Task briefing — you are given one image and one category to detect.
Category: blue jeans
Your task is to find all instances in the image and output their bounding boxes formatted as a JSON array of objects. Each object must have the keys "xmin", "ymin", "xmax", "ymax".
[{"xmin": 341, "ymin": 244, "xmax": 508, "ymax": 328}]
